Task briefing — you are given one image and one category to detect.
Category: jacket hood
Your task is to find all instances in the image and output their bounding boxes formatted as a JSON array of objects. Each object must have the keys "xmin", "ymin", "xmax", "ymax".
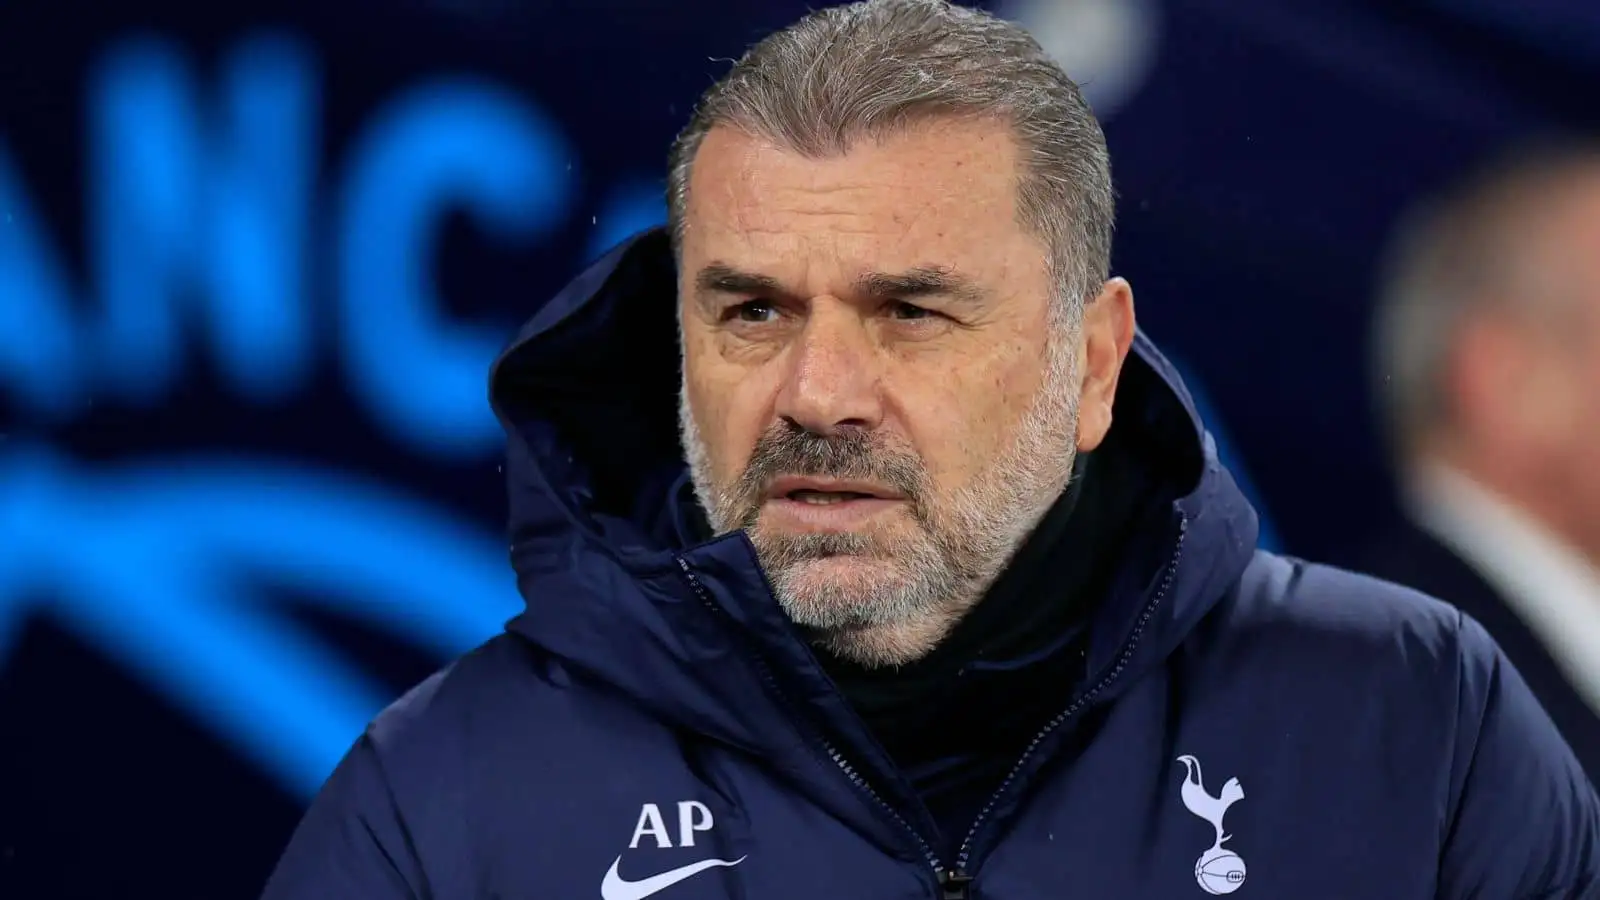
[{"xmin": 489, "ymin": 229, "xmax": 1259, "ymax": 756}]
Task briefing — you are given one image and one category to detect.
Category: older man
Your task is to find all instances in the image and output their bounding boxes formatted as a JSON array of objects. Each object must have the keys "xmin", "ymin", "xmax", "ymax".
[
  {"xmin": 1360, "ymin": 144, "xmax": 1600, "ymax": 784},
  {"xmin": 263, "ymin": 2, "xmax": 1599, "ymax": 898}
]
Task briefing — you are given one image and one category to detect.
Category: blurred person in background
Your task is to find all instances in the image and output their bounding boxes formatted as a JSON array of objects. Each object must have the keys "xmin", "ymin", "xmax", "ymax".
[
  {"xmin": 262, "ymin": 2, "xmax": 1599, "ymax": 898},
  {"xmin": 1363, "ymin": 143, "xmax": 1600, "ymax": 784}
]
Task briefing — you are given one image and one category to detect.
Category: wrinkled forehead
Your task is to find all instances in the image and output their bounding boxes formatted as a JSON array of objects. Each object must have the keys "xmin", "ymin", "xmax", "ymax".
[{"xmin": 679, "ymin": 120, "xmax": 1046, "ymax": 288}]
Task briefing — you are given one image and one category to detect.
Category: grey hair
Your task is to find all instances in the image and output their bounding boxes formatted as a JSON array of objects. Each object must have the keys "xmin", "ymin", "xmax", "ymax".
[
  {"xmin": 1371, "ymin": 141, "xmax": 1600, "ymax": 458},
  {"xmin": 665, "ymin": 0, "xmax": 1115, "ymax": 322}
]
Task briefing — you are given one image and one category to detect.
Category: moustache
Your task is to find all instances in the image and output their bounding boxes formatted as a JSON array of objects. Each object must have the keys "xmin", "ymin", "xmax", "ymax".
[{"xmin": 732, "ymin": 423, "xmax": 928, "ymax": 521}]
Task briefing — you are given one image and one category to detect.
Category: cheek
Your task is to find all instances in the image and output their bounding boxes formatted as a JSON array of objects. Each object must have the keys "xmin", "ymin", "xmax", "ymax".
[
  {"xmin": 894, "ymin": 350, "xmax": 1041, "ymax": 483},
  {"xmin": 687, "ymin": 362, "xmax": 776, "ymax": 478}
]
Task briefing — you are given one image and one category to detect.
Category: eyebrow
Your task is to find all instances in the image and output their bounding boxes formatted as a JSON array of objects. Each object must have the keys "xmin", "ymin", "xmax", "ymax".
[
  {"xmin": 694, "ymin": 264, "xmax": 782, "ymax": 298},
  {"xmin": 693, "ymin": 263, "xmax": 985, "ymax": 304},
  {"xmin": 856, "ymin": 266, "xmax": 985, "ymax": 305}
]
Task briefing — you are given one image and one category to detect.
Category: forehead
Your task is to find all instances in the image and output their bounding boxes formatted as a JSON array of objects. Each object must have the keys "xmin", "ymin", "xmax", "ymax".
[
  {"xmin": 1503, "ymin": 173, "xmax": 1600, "ymax": 297},
  {"xmin": 681, "ymin": 118, "xmax": 1039, "ymax": 275},
  {"xmin": 1546, "ymin": 174, "xmax": 1600, "ymax": 254}
]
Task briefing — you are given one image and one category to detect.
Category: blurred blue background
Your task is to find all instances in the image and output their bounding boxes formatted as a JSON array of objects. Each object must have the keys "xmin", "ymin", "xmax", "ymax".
[{"xmin": 2, "ymin": 0, "xmax": 1596, "ymax": 896}]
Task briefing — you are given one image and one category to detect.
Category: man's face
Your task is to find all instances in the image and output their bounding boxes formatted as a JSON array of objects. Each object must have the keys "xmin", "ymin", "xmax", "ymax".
[
  {"xmin": 1518, "ymin": 177, "xmax": 1600, "ymax": 540},
  {"xmin": 676, "ymin": 119, "xmax": 1131, "ymax": 666}
]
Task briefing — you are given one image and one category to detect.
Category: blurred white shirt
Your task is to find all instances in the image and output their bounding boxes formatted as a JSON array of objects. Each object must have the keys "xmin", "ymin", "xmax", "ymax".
[{"xmin": 1406, "ymin": 463, "xmax": 1600, "ymax": 716}]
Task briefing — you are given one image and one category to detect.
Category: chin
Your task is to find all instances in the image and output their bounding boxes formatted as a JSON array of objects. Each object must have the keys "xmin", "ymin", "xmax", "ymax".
[
  {"xmin": 773, "ymin": 554, "xmax": 906, "ymax": 622},
  {"xmin": 772, "ymin": 553, "xmax": 947, "ymax": 628},
  {"xmin": 809, "ymin": 615, "xmax": 959, "ymax": 669}
]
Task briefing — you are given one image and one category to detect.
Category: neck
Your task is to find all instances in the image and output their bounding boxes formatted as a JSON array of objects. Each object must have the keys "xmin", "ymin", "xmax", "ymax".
[{"xmin": 1419, "ymin": 446, "xmax": 1600, "ymax": 567}]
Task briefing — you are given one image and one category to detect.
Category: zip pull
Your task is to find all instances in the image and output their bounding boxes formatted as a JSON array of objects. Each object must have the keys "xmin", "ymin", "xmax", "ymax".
[{"xmin": 940, "ymin": 870, "xmax": 973, "ymax": 899}]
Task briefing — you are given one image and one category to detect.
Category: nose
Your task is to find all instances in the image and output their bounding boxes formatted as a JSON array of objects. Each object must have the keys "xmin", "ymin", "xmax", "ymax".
[{"xmin": 773, "ymin": 300, "xmax": 885, "ymax": 436}]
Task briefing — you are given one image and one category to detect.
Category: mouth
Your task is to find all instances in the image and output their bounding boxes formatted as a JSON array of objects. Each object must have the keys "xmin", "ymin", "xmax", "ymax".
[
  {"xmin": 761, "ymin": 477, "xmax": 906, "ymax": 531},
  {"xmin": 766, "ymin": 476, "xmax": 903, "ymax": 504},
  {"xmin": 784, "ymin": 489, "xmax": 879, "ymax": 505}
]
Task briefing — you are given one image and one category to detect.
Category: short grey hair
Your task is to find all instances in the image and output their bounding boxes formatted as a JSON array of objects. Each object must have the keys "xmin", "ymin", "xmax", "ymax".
[
  {"xmin": 1371, "ymin": 141, "xmax": 1600, "ymax": 458},
  {"xmin": 665, "ymin": 0, "xmax": 1115, "ymax": 321}
]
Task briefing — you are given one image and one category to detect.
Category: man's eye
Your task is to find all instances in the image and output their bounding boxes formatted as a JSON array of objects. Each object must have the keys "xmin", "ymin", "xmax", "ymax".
[
  {"xmin": 728, "ymin": 301, "xmax": 778, "ymax": 323},
  {"xmin": 888, "ymin": 301, "xmax": 935, "ymax": 321}
]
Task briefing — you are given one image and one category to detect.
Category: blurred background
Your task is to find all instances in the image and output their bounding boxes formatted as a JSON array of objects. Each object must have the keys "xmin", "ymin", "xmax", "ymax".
[{"xmin": 4, "ymin": 0, "xmax": 1600, "ymax": 896}]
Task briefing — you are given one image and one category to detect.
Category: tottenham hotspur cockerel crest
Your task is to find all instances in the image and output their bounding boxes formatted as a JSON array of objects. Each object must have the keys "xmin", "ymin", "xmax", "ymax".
[{"xmin": 1176, "ymin": 755, "xmax": 1246, "ymax": 894}]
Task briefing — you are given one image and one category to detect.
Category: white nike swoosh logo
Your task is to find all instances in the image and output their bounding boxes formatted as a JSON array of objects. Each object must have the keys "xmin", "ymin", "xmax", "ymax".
[{"xmin": 600, "ymin": 854, "xmax": 746, "ymax": 900}]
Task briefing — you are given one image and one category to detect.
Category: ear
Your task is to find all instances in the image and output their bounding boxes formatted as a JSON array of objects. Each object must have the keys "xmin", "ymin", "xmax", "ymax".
[{"xmin": 1075, "ymin": 277, "xmax": 1137, "ymax": 452}]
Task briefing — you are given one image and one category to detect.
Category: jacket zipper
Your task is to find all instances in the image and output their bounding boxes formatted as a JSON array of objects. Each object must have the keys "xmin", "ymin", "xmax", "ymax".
[
  {"xmin": 674, "ymin": 558, "xmax": 955, "ymax": 893},
  {"xmin": 950, "ymin": 515, "xmax": 1189, "ymax": 882},
  {"xmin": 675, "ymin": 513, "xmax": 1187, "ymax": 900},
  {"xmin": 818, "ymin": 735, "xmax": 951, "ymax": 881}
]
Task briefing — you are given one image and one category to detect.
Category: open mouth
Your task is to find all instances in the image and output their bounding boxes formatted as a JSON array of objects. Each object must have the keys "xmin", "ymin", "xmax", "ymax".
[{"xmin": 785, "ymin": 489, "xmax": 878, "ymax": 505}]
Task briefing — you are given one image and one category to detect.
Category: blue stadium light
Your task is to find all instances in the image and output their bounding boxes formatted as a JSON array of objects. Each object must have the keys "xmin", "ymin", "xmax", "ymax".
[
  {"xmin": 91, "ymin": 34, "xmax": 317, "ymax": 407},
  {"xmin": 0, "ymin": 32, "xmax": 554, "ymax": 799},
  {"xmin": 336, "ymin": 78, "xmax": 575, "ymax": 460},
  {"xmin": 0, "ymin": 151, "xmax": 87, "ymax": 420},
  {"xmin": 587, "ymin": 178, "xmax": 668, "ymax": 261},
  {"xmin": 0, "ymin": 446, "xmax": 521, "ymax": 798}
]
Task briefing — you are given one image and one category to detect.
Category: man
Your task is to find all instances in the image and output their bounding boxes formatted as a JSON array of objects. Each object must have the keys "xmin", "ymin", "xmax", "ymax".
[
  {"xmin": 1358, "ymin": 144, "xmax": 1600, "ymax": 784},
  {"xmin": 262, "ymin": 2, "xmax": 1600, "ymax": 897}
]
